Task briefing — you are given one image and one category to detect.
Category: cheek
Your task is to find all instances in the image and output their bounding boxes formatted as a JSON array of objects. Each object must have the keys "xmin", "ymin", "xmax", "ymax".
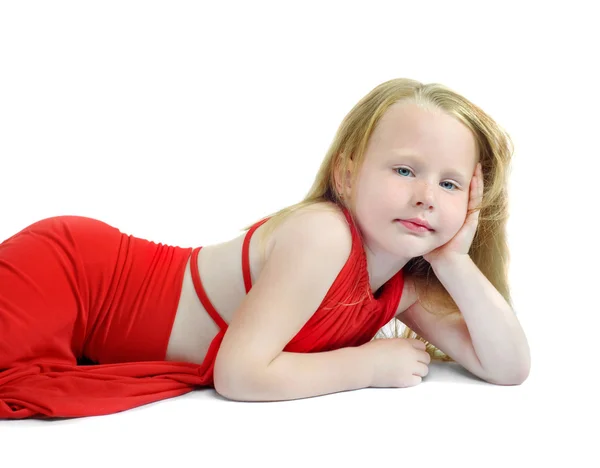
[
  {"xmin": 439, "ymin": 200, "xmax": 469, "ymax": 231},
  {"xmin": 357, "ymin": 174, "xmax": 394, "ymax": 207}
]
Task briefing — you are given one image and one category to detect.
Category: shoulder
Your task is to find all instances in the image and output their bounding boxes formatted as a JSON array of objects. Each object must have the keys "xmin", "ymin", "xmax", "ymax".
[{"xmin": 263, "ymin": 201, "xmax": 353, "ymax": 261}]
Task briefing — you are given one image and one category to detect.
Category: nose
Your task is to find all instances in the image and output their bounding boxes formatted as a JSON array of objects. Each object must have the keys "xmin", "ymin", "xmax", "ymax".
[{"xmin": 412, "ymin": 180, "xmax": 434, "ymax": 209}]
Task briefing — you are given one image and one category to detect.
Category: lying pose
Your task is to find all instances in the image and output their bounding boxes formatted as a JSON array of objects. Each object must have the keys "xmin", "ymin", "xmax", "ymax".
[{"xmin": 0, "ymin": 77, "xmax": 530, "ymax": 419}]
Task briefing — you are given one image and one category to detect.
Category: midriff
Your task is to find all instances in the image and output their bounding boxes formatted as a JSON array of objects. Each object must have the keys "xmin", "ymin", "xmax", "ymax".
[{"xmin": 164, "ymin": 220, "xmax": 274, "ymax": 364}]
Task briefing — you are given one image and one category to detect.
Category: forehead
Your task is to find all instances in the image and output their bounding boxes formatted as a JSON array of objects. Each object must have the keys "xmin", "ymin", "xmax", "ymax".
[{"xmin": 368, "ymin": 101, "xmax": 478, "ymax": 168}]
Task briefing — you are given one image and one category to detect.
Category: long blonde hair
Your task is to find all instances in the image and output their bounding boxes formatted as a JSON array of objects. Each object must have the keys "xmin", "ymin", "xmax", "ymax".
[{"xmin": 242, "ymin": 77, "xmax": 514, "ymax": 362}]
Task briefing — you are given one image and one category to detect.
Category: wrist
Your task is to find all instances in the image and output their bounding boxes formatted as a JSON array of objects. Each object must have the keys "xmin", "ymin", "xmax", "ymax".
[{"xmin": 430, "ymin": 253, "xmax": 471, "ymax": 273}]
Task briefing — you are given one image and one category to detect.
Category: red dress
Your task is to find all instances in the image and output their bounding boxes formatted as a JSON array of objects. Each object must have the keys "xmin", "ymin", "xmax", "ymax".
[{"xmin": 0, "ymin": 207, "xmax": 404, "ymax": 419}]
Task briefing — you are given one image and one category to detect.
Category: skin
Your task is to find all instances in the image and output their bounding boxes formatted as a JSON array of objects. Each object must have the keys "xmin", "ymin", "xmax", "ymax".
[{"xmin": 339, "ymin": 100, "xmax": 479, "ymax": 293}]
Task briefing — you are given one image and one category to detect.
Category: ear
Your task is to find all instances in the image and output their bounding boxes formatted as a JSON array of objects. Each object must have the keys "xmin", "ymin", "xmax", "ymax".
[{"xmin": 334, "ymin": 153, "xmax": 355, "ymax": 199}]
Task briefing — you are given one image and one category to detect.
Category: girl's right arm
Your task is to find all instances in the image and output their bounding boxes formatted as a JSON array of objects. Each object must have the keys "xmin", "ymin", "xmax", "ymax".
[{"xmin": 213, "ymin": 208, "xmax": 374, "ymax": 401}]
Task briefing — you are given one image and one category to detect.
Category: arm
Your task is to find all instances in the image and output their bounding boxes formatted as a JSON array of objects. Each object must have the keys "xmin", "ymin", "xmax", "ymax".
[
  {"xmin": 213, "ymin": 208, "xmax": 374, "ymax": 401},
  {"xmin": 399, "ymin": 255, "xmax": 530, "ymax": 385},
  {"xmin": 221, "ymin": 346, "xmax": 373, "ymax": 401}
]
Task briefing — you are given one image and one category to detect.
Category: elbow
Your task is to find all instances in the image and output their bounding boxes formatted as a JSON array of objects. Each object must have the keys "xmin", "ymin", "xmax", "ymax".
[
  {"xmin": 214, "ymin": 349, "xmax": 284, "ymax": 401},
  {"xmin": 213, "ymin": 364, "xmax": 245, "ymax": 401},
  {"xmin": 483, "ymin": 347, "xmax": 531, "ymax": 386},
  {"xmin": 213, "ymin": 362, "xmax": 266, "ymax": 401},
  {"xmin": 512, "ymin": 364, "xmax": 531, "ymax": 385},
  {"xmin": 507, "ymin": 353, "xmax": 531, "ymax": 385},
  {"xmin": 213, "ymin": 374, "xmax": 238, "ymax": 401},
  {"xmin": 485, "ymin": 364, "xmax": 530, "ymax": 386}
]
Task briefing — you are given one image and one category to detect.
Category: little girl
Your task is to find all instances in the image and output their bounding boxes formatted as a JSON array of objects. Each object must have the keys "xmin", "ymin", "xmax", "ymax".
[{"xmin": 0, "ymin": 77, "xmax": 530, "ymax": 419}]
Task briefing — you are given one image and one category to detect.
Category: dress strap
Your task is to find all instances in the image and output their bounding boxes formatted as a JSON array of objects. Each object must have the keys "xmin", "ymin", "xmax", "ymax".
[
  {"xmin": 190, "ymin": 246, "xmax": 227, "ymax": 330},
  {"xmin": 242, "ymin": 217, "xmax": 271, "ymax": 293}
]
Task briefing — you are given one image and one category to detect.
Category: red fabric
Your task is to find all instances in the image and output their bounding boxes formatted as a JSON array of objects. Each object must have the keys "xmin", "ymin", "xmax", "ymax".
[
  {"xmin": 0, "ymin": 216, "xmax": 203, "ymax": 419},
  {"xmin": 1, "ymin": 207, "xmax": 404, "ymax": 419}
]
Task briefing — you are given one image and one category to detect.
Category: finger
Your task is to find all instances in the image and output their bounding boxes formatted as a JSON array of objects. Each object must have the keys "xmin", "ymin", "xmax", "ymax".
[
  {"xmin": 468, "ymin": 175, "xmax": 479, "ymax": 212},
  {"xmin": 470, "ymin": 163, "xmax": 483, "ymax": 211},
  {"xmin": 410, "ymin": 339, "xmax": 426, "ymax": 350},
  {"xmin": 413, "ymin": 363, "xmax": 429, "ymax": 377}
]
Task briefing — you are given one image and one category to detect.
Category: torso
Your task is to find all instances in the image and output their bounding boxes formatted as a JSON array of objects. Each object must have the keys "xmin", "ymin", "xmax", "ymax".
[{"xmin": 164, "ymin": 201, "xmax": 417, "ymax": 365}]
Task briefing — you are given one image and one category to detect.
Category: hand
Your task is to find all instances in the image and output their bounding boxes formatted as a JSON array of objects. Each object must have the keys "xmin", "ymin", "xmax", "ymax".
[
  {"xmin": 423, "ymin": 162, "xmax": 484, "ymax": 265},
  {"xmin": 360, "ymin": 338, "xmax": 431, "ymax": 388}
]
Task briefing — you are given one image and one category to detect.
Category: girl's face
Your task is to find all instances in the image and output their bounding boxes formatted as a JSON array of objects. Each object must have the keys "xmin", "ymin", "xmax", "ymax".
[{"xmin": 347, "ymin": 101, "xmax": 479, "ymax": 261}]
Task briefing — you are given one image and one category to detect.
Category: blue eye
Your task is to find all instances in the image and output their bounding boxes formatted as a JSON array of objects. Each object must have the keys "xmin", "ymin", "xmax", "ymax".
[
  {"xmin": 396, "ymin": 167, "xmax": 412, "ymax": 177},
  {"xmin": 395, "ymin": 167, "xmax": 458, "ymax": 191},
  {"xmin": 440, "ymin": 181, "xmax": 458, "ymax": 190}
]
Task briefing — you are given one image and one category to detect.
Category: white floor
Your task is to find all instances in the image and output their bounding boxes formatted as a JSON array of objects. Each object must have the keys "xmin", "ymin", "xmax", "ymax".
[{"xmin": 2, "ymin": 315, "xmax": 591, "ymax": 468}]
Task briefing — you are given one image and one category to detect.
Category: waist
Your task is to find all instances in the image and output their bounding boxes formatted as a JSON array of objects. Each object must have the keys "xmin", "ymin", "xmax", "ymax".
[{"xmin": 63, "ymin": 217, "xmax": 194, "ymax": 363}]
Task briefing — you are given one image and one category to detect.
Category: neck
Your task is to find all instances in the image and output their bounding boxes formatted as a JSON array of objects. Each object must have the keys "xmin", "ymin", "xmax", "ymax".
[{"xmin": 363, "ymin": 245, "xmax": 410, "ymax": 294}]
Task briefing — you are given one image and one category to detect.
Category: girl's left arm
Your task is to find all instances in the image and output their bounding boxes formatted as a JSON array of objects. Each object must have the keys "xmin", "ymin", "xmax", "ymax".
[{"xmin": 398, "ymin": 254, "xmax": 531, "ymax": 385}]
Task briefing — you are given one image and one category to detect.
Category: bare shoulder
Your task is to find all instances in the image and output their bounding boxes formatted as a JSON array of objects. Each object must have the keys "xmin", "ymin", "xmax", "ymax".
[{"xmin": 263, "ymin": 201, "xmax": 352, "ymax": 260}]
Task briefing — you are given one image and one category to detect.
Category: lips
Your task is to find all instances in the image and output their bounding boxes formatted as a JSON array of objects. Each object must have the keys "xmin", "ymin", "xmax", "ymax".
[{"xmin": 400, "ymin": 218, "xmax": 434, "ymax": 231}]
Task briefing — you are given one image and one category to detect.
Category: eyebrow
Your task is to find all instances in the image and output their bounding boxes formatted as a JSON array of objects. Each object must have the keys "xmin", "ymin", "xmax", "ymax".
[{"xmin": 390, "ymin": 152, "xmax": 469, "ymax": 183}]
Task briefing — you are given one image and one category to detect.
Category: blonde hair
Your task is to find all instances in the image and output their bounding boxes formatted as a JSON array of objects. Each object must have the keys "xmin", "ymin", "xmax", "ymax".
[{"xmin": 242, "ymin": 77, "xmax": 514, "ymax": 362}]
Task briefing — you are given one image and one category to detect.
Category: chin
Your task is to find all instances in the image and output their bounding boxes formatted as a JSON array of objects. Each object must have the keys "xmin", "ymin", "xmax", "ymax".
[{"xmin": 387, "ymin": 243, "xmax": 428, "ymax": 259}]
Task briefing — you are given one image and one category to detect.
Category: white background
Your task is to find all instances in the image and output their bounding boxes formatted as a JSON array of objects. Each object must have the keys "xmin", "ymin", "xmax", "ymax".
[{"xmin": 1, "ymin": 1, "xmax": 597, "ymax": 467}]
